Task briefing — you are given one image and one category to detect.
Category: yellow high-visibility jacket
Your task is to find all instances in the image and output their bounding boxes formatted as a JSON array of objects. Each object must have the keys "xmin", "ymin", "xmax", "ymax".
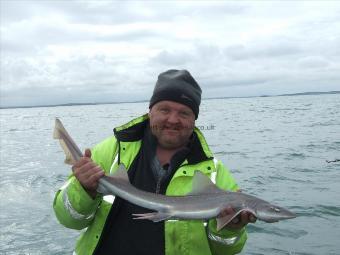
[{"xmin": 53, "ymin": 114, "xmax": 247, "ymax": 255}]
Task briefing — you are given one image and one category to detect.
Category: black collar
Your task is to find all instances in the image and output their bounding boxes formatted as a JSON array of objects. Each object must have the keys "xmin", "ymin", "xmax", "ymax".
[{"xmin": 113, "ymin": 118, "xmax": 211, "ymax": 165}]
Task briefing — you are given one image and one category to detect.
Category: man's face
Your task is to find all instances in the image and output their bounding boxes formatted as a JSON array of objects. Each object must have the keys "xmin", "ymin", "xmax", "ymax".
[{"xmin": 149, "ymin": 100, "xmax": 196, "ymax": 149}]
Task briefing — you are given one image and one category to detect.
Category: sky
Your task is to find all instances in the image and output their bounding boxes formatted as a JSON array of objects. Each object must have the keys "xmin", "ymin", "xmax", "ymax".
[{"xmin": 1, "ymin": 1, "xmax": 340, "ymax": 107}]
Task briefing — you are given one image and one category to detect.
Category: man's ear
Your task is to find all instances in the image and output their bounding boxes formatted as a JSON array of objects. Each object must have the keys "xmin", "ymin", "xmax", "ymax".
[{"xmin": 148, "ymin": 107, "xmax": 153, "ymax": 117}]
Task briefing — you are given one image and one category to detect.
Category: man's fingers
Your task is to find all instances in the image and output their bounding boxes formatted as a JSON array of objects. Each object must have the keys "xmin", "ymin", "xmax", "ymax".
[
  {"xmin": 249, "ymin": 214, "xmax": 257, "ymax": 223},
  {"xmin": 92, "ymin": 169, "xmax": 105, "ymax": 185},
  {"xmin": 83, "ymin": 168, "xmax": 104, "ymax": 189},
  {"xmin": 220, "ymin": 210, "xmax": 257, "ymax": 230},
  {"xmin": 72, "ymin": 156, "xmax": 92, "ymax": 170},
  {"xmin": 241, "ymin": 211, "xmax": 249, "ymax": 223},
  {"xmin": 72, "ymin": 149, "xmax": 92, "ymax": 172},
  {"xmin": 232, "ymin": 212, "xmax": 248, "ymax": 225},
  {"xmin": 219, "ymin": 206, "xmax": 234, "ymax": 217},
  {"xmin": 79, "ymin": 163, "xmax": 101, "ymax": 178},
  {"xmin": 72, "ymin": 160, "xmax": 93, "ymax": 176},
  {"xmin": 95, "ymin": 168, "xmax": 105, "ymax": 178},
  {"xmin": 88, "ymin": 167, "xmax": 105, "ymax": 182},
  {"xmin": 239, "ymin": 212, "xmax": 257, "ymax": 225},
  {"xmin": 231, "ymin": 216, "xmax": 240, "ymax": 224},
  {"xmin": 72, "ymin": 161, "xmax": 103, "ymax": 186}
]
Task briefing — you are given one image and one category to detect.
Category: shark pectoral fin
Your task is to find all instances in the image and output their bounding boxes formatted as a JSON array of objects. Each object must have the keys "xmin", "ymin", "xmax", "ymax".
[
  {"xmin": 132, "ymin": 212, "xmax": 173, "ymax": 222},
  {"xmin": 216, "ymin": 209, "xmax": 248, "ymax": 231}
]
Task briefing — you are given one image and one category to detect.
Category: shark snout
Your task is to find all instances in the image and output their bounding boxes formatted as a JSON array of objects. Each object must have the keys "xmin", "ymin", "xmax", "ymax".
[
  {"xmin": 280, "ymin": 208, "xmax": 297, "ymax": 219},
  {"xmin": 257, "ymin": 204, "xmax": 297, "ymax": 222}
]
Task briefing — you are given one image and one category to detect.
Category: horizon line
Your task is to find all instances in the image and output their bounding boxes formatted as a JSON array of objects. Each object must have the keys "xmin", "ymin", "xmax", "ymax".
[{"xmin": 1, "ymin": 90, "xmax": 339, "ymax": 110}]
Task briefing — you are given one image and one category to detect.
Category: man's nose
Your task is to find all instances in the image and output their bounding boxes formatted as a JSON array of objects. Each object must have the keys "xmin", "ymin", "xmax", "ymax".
[{"xmin": 167, "ymin": 112, "xmax": 179, "ymax": 124}]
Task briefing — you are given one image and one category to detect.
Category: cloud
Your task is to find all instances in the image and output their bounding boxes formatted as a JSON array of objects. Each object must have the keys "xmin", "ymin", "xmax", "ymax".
[
  {"xmin": 224, "ymin": 40, "xmax": 302, "ymax": 60},
  {"xmin": 1, "ymin": 1, "xmax": 340, "ymax": 107},
  {"xmin": 151, "ymin": 50, "xmax": 195, "ymax": 66},
  {"xmin": 297, "ymin": 56, "xmax": 330, "ymax": 69}
]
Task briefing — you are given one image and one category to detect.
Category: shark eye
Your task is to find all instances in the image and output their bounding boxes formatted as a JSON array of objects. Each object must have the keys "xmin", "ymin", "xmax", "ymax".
[{"xmin": 270, "ymin": 206, "xmax": 281, "ymax": 213}]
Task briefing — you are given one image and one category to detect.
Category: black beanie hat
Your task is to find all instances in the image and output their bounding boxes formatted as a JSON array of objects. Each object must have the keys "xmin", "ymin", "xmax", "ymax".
[{"xmin": 149, "ymin": 69, "xmax": 202, "ymax": 119}]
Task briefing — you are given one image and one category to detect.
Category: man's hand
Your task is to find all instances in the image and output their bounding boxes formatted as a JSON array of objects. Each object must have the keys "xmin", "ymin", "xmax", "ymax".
[
  {"xmin": 72, "ymin": 149, "xmax": 105, "ymax": 198},
  {"xmin": 219, "ymin": 206, "xmax": 257, "ymax": 230}
]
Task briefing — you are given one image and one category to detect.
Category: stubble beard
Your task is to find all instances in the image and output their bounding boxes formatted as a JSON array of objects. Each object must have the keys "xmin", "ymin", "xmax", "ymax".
[{"xmin": 152, "ymin": 129, "xmax": 190, "ymax": 150}]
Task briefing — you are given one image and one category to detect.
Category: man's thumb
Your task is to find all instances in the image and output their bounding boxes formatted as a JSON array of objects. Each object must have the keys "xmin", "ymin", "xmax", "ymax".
[{"xmin": 84, "ymin": 148, "xmax": 92, "ymax": 158}]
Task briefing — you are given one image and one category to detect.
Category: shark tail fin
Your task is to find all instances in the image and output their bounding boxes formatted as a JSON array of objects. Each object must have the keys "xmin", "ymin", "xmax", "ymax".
[{"xmin": 53, "ymin": 118, "xmax": 83, "ymax": 165}]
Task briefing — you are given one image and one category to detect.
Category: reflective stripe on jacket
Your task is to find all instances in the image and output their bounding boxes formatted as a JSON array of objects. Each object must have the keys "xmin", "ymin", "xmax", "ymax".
[{"xmin": 53, "ymin": 114, "xmax": 247, "ymax": 255}]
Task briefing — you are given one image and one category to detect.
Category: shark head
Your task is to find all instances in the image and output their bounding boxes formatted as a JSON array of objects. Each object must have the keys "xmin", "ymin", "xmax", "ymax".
[{"xmin": 255, "ymin": 203, "xmax": 297, "ymax": 223}]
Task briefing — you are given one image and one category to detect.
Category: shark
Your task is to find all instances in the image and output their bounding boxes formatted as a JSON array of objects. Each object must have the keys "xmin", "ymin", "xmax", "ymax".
[{"xmin": 54, "ymin": 118, "xmax": 296, "ymax": 230}]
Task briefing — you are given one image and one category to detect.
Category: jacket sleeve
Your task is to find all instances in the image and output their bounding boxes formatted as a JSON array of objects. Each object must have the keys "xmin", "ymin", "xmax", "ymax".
[
  {"xmin": 207, "ymin": 159, "xmax": 248, "ymax": 255},
  {"xmin": 53, "ymin": 136, "xmax": 118, "ymax": 230}
]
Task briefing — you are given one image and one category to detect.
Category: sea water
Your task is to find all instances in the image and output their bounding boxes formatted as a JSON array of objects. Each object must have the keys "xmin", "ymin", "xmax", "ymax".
[{"xmin": 0, "ymin": 94, "xmax": 339, "ymax": 255}]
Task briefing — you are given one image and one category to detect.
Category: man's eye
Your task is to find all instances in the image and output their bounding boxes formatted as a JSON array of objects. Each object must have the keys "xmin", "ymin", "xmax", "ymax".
[
  {"xmin": 179, "ymin": 111, "xmax": 191, "ymax": 118},
  {"xmin": 159, "ymin": 108, "xmax": 169, "ymax": 113}
]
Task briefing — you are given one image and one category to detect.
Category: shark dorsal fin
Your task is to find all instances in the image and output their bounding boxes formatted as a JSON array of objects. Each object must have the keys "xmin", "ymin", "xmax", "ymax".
[
  {"xmin": 188, "ymin": 171, "xmax": 223, "ymax": 195},
  {"xmin": 110, "ymin": 164, "xmax": 129, "ymax": 181},
  {"xmin": 98, "ymin": 164, "xmax": 130, "ymax": 194}
]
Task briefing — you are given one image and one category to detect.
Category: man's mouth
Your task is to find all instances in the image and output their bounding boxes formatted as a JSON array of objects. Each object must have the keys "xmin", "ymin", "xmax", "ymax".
[{"xmin": 162, "ymin": 126, "xmax": 180, "ymax": 134}]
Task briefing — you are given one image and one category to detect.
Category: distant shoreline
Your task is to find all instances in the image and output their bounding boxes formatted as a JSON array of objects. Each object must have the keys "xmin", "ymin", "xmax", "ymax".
[{"xmin": 1, "ymin": 91, "xmax": 339, "ymax": 110}]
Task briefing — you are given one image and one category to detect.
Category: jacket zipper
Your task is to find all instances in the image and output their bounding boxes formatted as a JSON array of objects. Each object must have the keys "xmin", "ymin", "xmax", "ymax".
[
  {"xmin": 155, "ymin": 167, "xmax": 168, "ymax": 194},
  {"xmin": 156, "ymin": 179, "xmax": 161, "ymax": 194}
]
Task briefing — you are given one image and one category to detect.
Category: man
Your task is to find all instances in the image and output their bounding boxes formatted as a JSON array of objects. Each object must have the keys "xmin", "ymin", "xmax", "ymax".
[{"xmin": 53, "ymin": 69, "xmax": 255, "ymax": 255}]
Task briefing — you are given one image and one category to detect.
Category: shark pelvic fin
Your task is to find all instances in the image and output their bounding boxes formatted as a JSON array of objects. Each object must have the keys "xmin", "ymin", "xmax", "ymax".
[
  {"xmin": 188, "ymin": 171, "xmax": 223, "ymax": 195},
  {"xmin": 132, "ymin": 212, "xmax": 173, "ymax": 222}
]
